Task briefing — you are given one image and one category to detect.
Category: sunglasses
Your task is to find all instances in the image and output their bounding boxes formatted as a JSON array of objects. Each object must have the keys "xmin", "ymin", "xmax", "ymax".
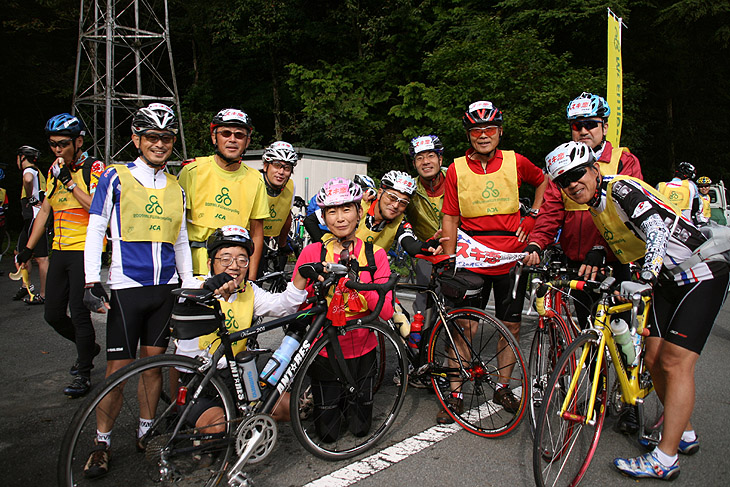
[
  {"xmin": 269, "ymin": 161, "xmax": 292, "ymax": 173},
  {"xmin": 142, "ymin": 133, "xmax": 175, "ymax": 144},
  {"xmin": 570, "ymin": 120, "xmax": 603, "ymax": 132},
  {"xmin": 48, "ymin": 138, "xmax": 73, "ymax": 149},
  {"xmin": 382, "ymin": 190, "xmax": 410, "ymax": 208},
  {"xmin": 214, "ymin": 255, "xmax": 249, "ymax": 268},
  {"xmin": 468, "ymin": 126, "xmax": 499, "ymax": 137},
  {"xmin": 217, "ymin": 129, "xmax": 250, "ymax": 140},
  {"xmin": 555, "ymin": 166, "xmax": 589, "ymax": 188}
]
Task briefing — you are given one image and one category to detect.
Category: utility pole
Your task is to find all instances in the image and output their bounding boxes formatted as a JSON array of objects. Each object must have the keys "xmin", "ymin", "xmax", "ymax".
[{"xmin": 72, "ymin": 0, "xmax": 186, "ymax": 165}]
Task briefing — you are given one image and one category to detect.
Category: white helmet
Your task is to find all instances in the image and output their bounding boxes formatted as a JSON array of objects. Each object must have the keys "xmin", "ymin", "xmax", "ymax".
[
  {"xmin": 381, "ymin": 170, "xmax": 417, "ymax": 196},
  {"xmin": 262, "ymin": 141, "xmax": 299, "ymax": 166},
  {"xmin": 545, "ymin": 141, "xmax": 596, "ymax": 181}
]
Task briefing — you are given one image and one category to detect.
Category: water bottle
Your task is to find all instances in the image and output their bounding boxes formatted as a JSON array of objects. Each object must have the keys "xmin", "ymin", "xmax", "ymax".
[
  {"xmin": 610, "ymin": 318, "xmax": 636, "ymax": 366},
  {"xmin": 261, "ymin": 331, "xmax": 302, "ymax": 386},
  {"xmin": 407, "ymin": 312, "xmax": 425, "ymax": 350},
  {"xmin": 236, "ymin": 351, "xmax": 262, "ymax": 401}
]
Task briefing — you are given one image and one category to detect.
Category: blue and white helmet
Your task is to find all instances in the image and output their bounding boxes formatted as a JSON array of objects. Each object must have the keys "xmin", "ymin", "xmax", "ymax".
[
  {"xmin": 45, "ymin": 113, "xmax": 86, "ymax": 137},
  {"xmin": 566, "ymin": 92, "xmax": 611, "ymax": 120}
]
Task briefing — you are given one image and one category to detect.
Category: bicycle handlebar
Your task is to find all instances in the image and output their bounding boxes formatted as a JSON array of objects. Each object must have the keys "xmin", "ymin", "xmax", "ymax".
[{"xmin": 345, "ymin": 273, "xmax": 400, "ymax": 325}]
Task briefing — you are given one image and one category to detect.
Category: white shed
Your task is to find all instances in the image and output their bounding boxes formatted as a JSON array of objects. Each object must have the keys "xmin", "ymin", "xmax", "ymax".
[{"xmin": 242, "ymin": 147, "xmax": 370, "ymax": 200}]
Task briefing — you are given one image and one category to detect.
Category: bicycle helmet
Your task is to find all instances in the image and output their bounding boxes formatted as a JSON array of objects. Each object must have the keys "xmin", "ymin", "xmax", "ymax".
[
  {"xmin": 545, "ymin": 141, "xmax": 596, "ymax": 181},
  {"xmin": 462, "ymin": 101, "xmax": 503, "ymax": 129},
  {"xmin": 316, "ymin": 177, "xmax": 363, "ymax": 208},
  {"xmin": 353, "ymin": 174, "xmax": 375, "ymax": 190},
  {"xmin": 697, "ymin": 176, "xmax": 712, "ymax": 186},
  {"xmin": 409, "ymin": 135, "xmax": 444, "ymax": 158},
  {"xmin": 17, "ymin": 145, "xmax": 41, "ymax": 163},
  {"xmin": 381, "ymin": 170, "xmax": 417, "ymax": 196},
  {"xmin": 131, "ymin": 103, "xmax": 179, "ymax": 135},
  {"xmin": 262, "ymin": 141, "xmax": 298, "ymax": 166},
  {"xmin": 210, "ymin": 108, "xmax": 253, "ymax": 134},
  {"xmin": 675, "ymin": 162, "xmax": 696, "ymax": 180},
  {"xmin": 566, "ymin": 92, "xmax": 611, "ymax": 120},
  {"xmin": 207, "ymin": 225, "xmax": 254, "ymax": 258},
  {"xmin": 45, "ymin": 113, "xmax": 86, "ymax": 137}
]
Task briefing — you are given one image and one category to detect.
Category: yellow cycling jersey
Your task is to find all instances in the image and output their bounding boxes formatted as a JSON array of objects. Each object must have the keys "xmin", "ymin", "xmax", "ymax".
[
  {"xmin": 405, "ymin": 172, "xmax": 445, "ymax": 241},
  {"xmin": 589, "ymin": 176, "xmax": 680, "ymax": 264},
  {"xmin": 263, "ymin": 179, "xmax": 294, "ymax": 237},
  {"xmin": 115, "ymin": 165, "xmax": 183, "ymax": 244},
  {"xmin": 454, "ymin": 151, "xmax": 519, "ymax": 218},
  {"xmin": 700, "ymin": 194, "xmax": 711, "ymax": 218},
  {"xmin": 197, "ymin": 280, "xmax": 255, "ymax": 356},
  {"xmin": 657, "ymin": 180, "xmax": 692, "ymax": 211},
  {"xmin": 563, "ymin": 147, "xmax": 629, "ymax": 211}
]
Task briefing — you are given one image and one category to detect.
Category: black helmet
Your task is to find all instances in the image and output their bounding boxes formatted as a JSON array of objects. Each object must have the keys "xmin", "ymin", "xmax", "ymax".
[
  {"xmin": 206, "ymin": 225, "xmax": 254, "ymax": 258},
  {"xmin": 131, "ymin": 103, "xmax": 179, "ymax": 135},
  {"xmin": 675, "ymin": 162, "xmax": 696, "ymax": 180},
  {"xmin": 462, "ymin": 100, "xmax": 503, "ymax": 129},
  {"xmin": 17, "ymin": 145, "xmax": 41, "ymax": 163},
  {"xmin": 210, "ymin": 108, "xmax": 253, "ymax": 134}
]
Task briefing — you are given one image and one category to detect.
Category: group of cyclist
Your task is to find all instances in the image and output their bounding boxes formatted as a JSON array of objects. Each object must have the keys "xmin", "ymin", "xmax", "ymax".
[{"xmin": 12, "ymin": 90, "xmax": 727, "ymax": 482}]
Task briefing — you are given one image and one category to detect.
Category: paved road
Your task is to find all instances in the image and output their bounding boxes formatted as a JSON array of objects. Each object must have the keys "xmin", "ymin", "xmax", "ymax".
[{"xmin": 1, "ymin": 257, "xmax": 729, "ymax": 486}]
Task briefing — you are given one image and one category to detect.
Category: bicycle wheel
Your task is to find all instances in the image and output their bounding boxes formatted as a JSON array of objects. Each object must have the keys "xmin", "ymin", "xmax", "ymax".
[
  {"xmin": 58, "ymin": 355, "xmax": 237, "ymax": 487},
  {"xmin": 428, "ymin": 307, "xmax": 527, "ymax": 437},
  {"xmin": 289, "ymin": 321, "xmax": 408, "ymax": 460},
  {"xmin": 533, "ymin": 330, "xmax": 608, "ymax": 487},
  {"xmin": 528, "ymin": 315, "xmax": 572, "ymax": 436}
]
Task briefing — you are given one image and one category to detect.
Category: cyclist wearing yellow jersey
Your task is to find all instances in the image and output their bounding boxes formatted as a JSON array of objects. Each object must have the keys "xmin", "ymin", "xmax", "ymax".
[
  {"xmin": 656, "ymin": 162, "xmax": 707, "ymax": 227},
  {"xmin": 14, "ymin": 144, "xmax": 48, "ymax": 302},
  {"xmin": 696, "ymin": 176, "xmax": 712, "ymax": 221},
  {"xmin": 178, "ymin": 108, "xmax": 269, "ymax": 275},
  {"xmin": 545, "ymin": 141, "xmax": 729, "ymax": 481},
  {"xmin": 16, "ymin": 114, "xmax": 105, "ymax": 398},
  {"xmin": 258, "ymin": 141, "xmax": 299, "ymax": 275}
]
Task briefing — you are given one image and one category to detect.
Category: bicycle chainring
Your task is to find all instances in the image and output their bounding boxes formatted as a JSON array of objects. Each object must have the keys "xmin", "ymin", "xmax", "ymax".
[{"xmin": 235, "ymin": 414, "xmax": 278, "ymax": 464}]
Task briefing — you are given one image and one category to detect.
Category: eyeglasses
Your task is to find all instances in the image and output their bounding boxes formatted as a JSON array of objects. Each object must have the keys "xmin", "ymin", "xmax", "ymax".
[
  {"xmin": 468, "ymin": 126, "xmax": 499, "ymax": 137},
  {"xmin": 142, "ymin": 133, "xmax": 175, "ymax": 144},
  {"xmin": 214, "ymin": 255, "xmax": 250, "ymax": 268},
  {"xmin": 339, "ymin": 240, "xmax": 354, "ymax": 267},
  {"xmin": 48, "ymin": 138, "xmax": 73, "ymax": 149},
  {"xmin": 554, "ymin": 166, "xmax": 589, "ymax": 188},
  {"xmin": 269, "ymin": 161, "xmax": 292, "ymax": 173},
  {"xmin": 570, "ymin": 120, "xmax": 603, "ymax": 132},
  {"xmin": 382, "ymin": 190, "xmax": 410, "ymax": 208},
  {"xmin": 217, "ymin": 129, "xmax": 250, "ymax": 140}
]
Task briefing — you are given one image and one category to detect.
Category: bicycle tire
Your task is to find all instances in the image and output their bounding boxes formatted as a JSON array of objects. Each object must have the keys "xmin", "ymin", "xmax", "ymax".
[
  {"xmin": 58, "ymin": 355, "xmax": 237, "ymax": 487},
  {"xmin": 427, "ymin": 307, "xmax": 527, "ymax": 437},
  {"xmin": 527, "ymin": 315, "xmax": 573, "ymax": 436},
  {"xmin": 289, "ymin": 321, "xmax": 408, "ymax": 460},
  {"xmin": 533, "ymin": 330, "xmax": 608, "ymax": 487}
]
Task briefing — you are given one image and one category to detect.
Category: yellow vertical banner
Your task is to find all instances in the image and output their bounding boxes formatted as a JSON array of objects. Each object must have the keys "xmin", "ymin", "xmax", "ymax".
[{"xmin": 607, "ymin": 11, "xmax": 623, "ymax": 147}]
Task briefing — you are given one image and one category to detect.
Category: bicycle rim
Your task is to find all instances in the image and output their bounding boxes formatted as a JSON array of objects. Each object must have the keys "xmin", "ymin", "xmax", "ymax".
[
  {"xmin": 58, "ymin": 355, "xmax": 237, "ymax": 487},
  {"xmin": 528, "ymin": 316, "xmax": 572, "ymax": 436},
  {"xmin": 428, "ymin": 307, "xmax": 527, "ymax": 437},
  {"xmin": 533, "ymin": 331, "xmax": 607, "ymax": 487},
  {"xmin": 289, "ymin": 321, "xmax": 408, "ymax": 460}
]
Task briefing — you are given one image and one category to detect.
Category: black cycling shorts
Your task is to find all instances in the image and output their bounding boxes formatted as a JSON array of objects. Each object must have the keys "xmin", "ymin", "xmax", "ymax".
[
  {"xmin": 649, "ymin": 273, "xmax": 730, "ymax": 354},
  {"xmin": 459, "ymin": 270, "xmax": 526, "ymax": 323},
  {"xmin": 106, "ymin": 284, "xmax": 176, "ymax": 360}
]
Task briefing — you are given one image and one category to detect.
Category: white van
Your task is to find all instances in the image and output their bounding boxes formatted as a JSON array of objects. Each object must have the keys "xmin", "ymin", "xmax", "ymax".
[{"xmin": 706, "ymin": 180, "xmax": 730, "ymax": 225}]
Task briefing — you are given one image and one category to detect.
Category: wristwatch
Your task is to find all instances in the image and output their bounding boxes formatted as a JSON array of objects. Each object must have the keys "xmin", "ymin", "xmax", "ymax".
[
  {"xmin": 527, "ymin": 208, "xmax": 539, "ymax": 218},
  {"xmin": 66, "ymin": 183, "xmax": 78, "ymax": 192}
]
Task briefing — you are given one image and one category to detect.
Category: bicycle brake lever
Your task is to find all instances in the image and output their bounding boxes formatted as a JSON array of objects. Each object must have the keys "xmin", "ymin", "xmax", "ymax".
[
  {"xmin": 511, "ymin": 262, "xmax": 523, "ymax": 300},
  {"xmin": 526, "ymin": 278, "xmax": 541, "ymax": 316}
]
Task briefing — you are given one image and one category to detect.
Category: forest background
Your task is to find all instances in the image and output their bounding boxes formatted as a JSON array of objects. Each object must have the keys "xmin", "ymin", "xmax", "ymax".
[{"xmin": 2, "ymin": 0, "xmax": 729, "ymax": 230}]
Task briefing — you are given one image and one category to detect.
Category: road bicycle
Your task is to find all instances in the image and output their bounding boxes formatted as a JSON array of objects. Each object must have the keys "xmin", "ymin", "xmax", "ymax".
[
  {"xmin": 58, "ymin": 265, "xmax": 406, "ymax": 487},
  {"xmin": 396, "ymin": 254, "xmax": 527, "ymax": 437},
  {"xmin": 533, "ymin": 276, "xmax": 663, "ymax": 486}
]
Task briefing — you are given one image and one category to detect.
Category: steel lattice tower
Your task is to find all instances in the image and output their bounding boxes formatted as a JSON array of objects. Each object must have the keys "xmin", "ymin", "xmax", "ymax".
[{"xmin": 72, "ymin": 0, "xmax": 187, "ymax": 164}]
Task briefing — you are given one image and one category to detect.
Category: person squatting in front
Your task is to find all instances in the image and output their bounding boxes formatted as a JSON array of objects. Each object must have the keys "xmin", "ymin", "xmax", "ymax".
[
  {"xmin": 16, "ymin": 115, "xmax": 106, "ymax": 397},
  {"xmin": 82, "ymin": 103, "xmax": 200, "ymax": 479},
  {"xmin": 544, "ymin": 141, "xmax": 729, "ymax": 480},
  {"xmin": 292, "ymin": 177, "xmax": 395, "ymax": 443},
  {"xmin": 439, "ymin": 100, "xmax": 547, "ymax": 424},
  {"xmin": 173, "ymin": 225, "xmax": 310, "ymax": 454}
]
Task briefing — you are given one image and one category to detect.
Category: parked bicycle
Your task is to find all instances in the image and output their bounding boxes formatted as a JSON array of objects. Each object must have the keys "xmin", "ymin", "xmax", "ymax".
[
  {"xmin": 396, "ymin": 254, "xmax": 527, "ymax": 437},
  {"xmin": 533, "ymin": 276, "xmax": 663, "ymax": 486},
  {"xmin": 58, "ymin": 264, "xmax": 406, "ymax": 487}
]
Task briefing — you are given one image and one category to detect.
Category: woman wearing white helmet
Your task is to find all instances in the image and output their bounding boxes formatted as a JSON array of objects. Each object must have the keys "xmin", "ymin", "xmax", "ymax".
[{"xmin": 541, "ymin": 140, "xmax": 730, "ymax": 481}]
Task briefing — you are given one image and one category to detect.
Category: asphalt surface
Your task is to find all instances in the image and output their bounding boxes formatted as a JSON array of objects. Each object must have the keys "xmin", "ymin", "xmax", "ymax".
[{"xmin": 1, "ymin": 255, "xmax": 730, "ymax": 486}]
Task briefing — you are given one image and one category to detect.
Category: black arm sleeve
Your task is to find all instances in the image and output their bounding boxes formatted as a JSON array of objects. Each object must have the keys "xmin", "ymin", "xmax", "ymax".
[{"xmin": 303, "ymin": 211, "xmax": 325, "ymax": 243}]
